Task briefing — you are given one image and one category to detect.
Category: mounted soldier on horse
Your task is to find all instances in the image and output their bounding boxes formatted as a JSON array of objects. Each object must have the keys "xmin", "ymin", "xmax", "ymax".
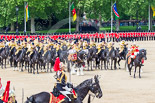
[{"xmin": 0, "ymin": 79, "xmax": 17, "ymax": 103}]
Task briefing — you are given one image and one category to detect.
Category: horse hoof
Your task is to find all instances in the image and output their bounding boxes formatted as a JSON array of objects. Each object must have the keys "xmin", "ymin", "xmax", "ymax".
[
  {"xmin": 71, "ymin": 73, "xmax": 76, "ymax": 75},
  {"xmin": 71, "ymin": 71, "xmax": 76, "ymax": 75}
]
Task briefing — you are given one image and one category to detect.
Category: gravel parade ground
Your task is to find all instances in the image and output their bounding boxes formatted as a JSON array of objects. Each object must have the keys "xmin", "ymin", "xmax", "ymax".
[{"xmin": 0, "ymin": 41, "xmax": 155, "ymax": 103}]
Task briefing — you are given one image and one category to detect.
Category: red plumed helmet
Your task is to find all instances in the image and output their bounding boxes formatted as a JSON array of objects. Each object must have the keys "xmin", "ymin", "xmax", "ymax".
[
  {"xmin": 2, "ymin": 81, "xmax": 10, "ymax": 102},
  {"xmin": 53, "ymin": 57, "xmax": 60, "ymax": 72}
]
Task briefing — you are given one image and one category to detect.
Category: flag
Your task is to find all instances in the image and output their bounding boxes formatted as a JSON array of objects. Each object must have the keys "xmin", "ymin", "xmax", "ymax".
[
  {"xmin": 25, "ymin": 3, "xmax": 29, "ymax": 22},
  {"xmin": 2, "ymin": 81, "xmax": 10, "ymax": 102},
  {"xmin": 71, "ymin": 3, "xmax": 77, "ymax": 22},
  {"xmin": 112, "ymin": 2, "xmax": 120, "ymax": 19},
  {"xmin": 151, "ymin": 6, "xmax": 155, "ymax": 17}
]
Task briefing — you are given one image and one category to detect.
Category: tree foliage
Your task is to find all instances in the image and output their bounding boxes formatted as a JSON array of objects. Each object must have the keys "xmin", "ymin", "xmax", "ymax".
[{"xmin": 0, "ymin": 0, "xmax": 154, "ymax": 31}]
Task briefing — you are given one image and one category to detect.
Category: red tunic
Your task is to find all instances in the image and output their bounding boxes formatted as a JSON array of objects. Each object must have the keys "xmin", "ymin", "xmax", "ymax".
[{"xmin": 135, "ymin": 47, "xmax": 139, "ymax": 52}]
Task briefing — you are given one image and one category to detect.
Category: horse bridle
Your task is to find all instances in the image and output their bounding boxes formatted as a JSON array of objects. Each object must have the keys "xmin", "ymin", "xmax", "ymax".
[{"xmin": 89, "ymin": 80, "xmax": 100, "ymax": 97}]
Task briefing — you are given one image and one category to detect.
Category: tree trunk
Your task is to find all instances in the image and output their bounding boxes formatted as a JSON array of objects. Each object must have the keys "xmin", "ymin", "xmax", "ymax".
[
  {"xmin": 48, "ymin": 17, "xmax": 52, "ymax": 29},
  {"xmin": 116, "ymin": 19, "xmax": 120, "ymax": 31},
  {"xmin": 76, "ymin": 10, "xmax": 80, "ymax": 32},
  {"xmin": 11, "ymin": 22, "xmax": 14, "ymax": 31},
  {"xmin": 99, "ymin": 14, "xmax": 102, "ymax": 28},
  {"xmin": 31, "ymin": 17, "xmax": 35, "ymax": 33}
]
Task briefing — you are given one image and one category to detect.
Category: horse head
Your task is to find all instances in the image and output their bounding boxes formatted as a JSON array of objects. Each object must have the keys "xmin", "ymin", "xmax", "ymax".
[
  {"xmin": 62, "ymin": 45, "xmax": 68, "ymax": 51},
  {"xmin": 89, "ymin": 75, "xmax": 102, "ymax": 98},
  {"xmin": 5, "ymin": 46, "xmax": 10, "ymax": 56},
  {"xmin": 115, "ymin": 48, "xmax": 120, "ymax": 57},
  {"xmin": 141, "ymin": 49, "xmax": 147, "ymax": 60},
  {"xmin": 92, "ymin": 47, "xmax": 97, "ymax": 58},
  {"xmin": 79, "ymin": 50, "xmax": 87, "ymax": 60},
  {"xmin": 33, "ymin": 50, "xmax": 39, "ymax": 62},
  {"xmin": 25, "ymin": 96, "xmax": 34, "ymax": 103}
]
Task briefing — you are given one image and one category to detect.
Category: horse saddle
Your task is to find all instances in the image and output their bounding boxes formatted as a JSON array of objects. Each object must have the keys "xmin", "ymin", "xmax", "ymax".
[{"xmin": 50, "ymin": 89, "xmax": 77, "ymax": 103}]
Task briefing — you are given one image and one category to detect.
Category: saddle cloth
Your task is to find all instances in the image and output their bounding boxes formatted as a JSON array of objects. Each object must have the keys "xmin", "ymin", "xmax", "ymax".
[
  {"xmin": 68, "ymin": 49, "xmax": 77, "ymax": 61},
  {"xmin": 142, "ymin": 58, "xmax": 144, "ymax": 64},
  {"xmin": 49, "ymin": 89, "xmax": 77, "ymax": 103}
]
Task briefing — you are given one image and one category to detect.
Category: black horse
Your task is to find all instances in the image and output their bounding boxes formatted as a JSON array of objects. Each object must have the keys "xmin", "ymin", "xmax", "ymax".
[
  {"xmin": 59, "ymin": 50, "xmax": 69, "ymax": 64},
  {"xmin": 87, "ymin": 47, "xmax": 97, "ymax": 71},
  {"xmin": 118, "ymin": 45, "xmax": 128, "ymax": 69},
  {"xmin": 15, "ymin": 48, "xmax": 27, "ymax": 71},
  {"xmin": 0, "ymin": 46, "xmax": 10, "ymax": 69},
  {"xmin": 9, "ymin": 47, "xmax": 16, "ymax": 67},
  {"xmin": 25, "ymin": 75, "xmax": 102, "ymax": 103},
  {"xmin": 128, "ymin": 49, "xmax": 147, "ymax": 78},
  {"xmin": 100, "ymin": 47, "xmax": 109, "ymax": 70},
  {"xmin": 39, "ymin": 50, "xmax": 53, "ymax": 73},
  {"xmin": 29, "ymin": 49, "xmax": 40, "ymax": 74},
  {"xmin": 125, "ymin": 49, "xmax": 147, "ymax": 71},
  {"xmin": 107, "ymin": 47, "xmax": 119, "ymax": 70}
]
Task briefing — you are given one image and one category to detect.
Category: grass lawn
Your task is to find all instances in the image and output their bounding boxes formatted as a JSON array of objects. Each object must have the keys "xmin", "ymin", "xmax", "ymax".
[
  {"xmin": 100, "ymin": 26, "xmax": 150, "ymax": 31},
  {"xmin": 7, "ymin": 26, "xmax": 154, "ymax": 34}
]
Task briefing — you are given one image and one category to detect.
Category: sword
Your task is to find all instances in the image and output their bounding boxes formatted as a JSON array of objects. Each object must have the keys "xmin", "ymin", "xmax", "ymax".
[{"xmin": 22, "ymin": 88, "xmax": 24, "ymax": 103}]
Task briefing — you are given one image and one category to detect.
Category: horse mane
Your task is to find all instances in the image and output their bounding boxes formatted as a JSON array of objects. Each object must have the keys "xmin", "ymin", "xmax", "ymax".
[
  {"xmin": 139, "ymin": 49, "xmax": 146, "ymax": 53},
  {"xmin": 76, "ymin": 79, "xmax": 92, "ymax": 89}
]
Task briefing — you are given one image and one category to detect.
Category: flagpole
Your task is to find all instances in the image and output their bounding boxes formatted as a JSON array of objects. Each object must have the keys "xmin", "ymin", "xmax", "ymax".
[
  {"xmin": 148, "ymin": 1, "xmax": 150, "ymax": 31},
  {"xmin": 111, "ymin": 0, "xmax": 113, "ymax": 33},
  {"xmin": 69, "ymin": 1, "xmax": 71, "ymax": 83},
  {"xmin": 24, "ymin": 1, "xmax": 26, "ymax": 33},
  {"xmin": 69, "ymin": 1, "xmax": 71, "ymax": 34}
]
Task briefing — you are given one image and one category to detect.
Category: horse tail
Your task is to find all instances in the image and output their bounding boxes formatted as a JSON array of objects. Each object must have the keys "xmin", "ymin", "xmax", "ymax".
[{"xmin": 88, "ymin": 94, "xmax": 91, "ymax": 103}]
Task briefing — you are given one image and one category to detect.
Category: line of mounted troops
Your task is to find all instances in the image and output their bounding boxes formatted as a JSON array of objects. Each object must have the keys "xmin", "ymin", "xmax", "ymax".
[{"xmin": 0, "ymin": 33, "xmax": 140, "ymax": 63}]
